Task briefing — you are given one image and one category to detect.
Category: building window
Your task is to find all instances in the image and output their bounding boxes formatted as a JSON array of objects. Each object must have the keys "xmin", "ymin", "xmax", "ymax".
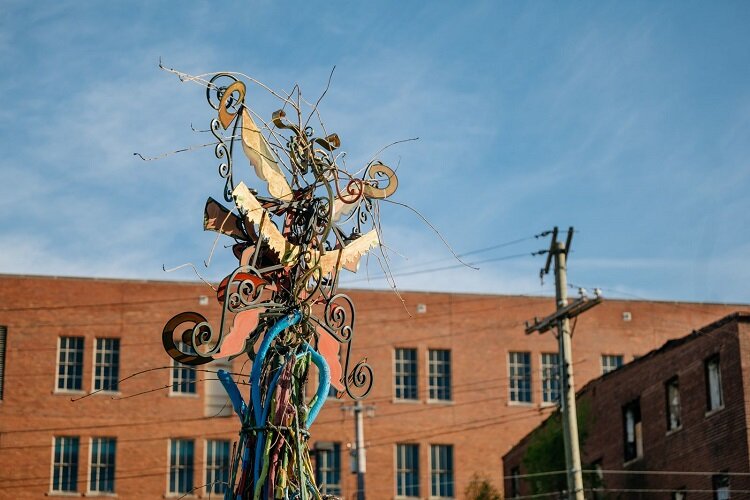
[
  {"xmin": 508, "ymin": 351, "xmax": 532, "ymax": 403},
  {"xmin": 666, "ymin": 377, "xmax": 681, "ymax": 431},
  {"xmin": 94, "ymin": 338, "xmax": 120, "ymax": 392},
  {"xmin": 395, "ymin": 443, "xmax": 419, "ymax": 497},
  {"xmin": 171, "ymin": 342, "xmax": 197, "ymax": 395},
  {"xmin": 315, "ymin": 442, "xmax": 341, "ymax": 496},
  {"xmin": 706, "ymin": 355, "xmax": 723, "ymax": 412},
  {"xmin": 430, "ymin": 444, "xmax": 453, "ymax": 498},
  {"xmin": 428, "ymin": 349, "xmax": 451, "ymax": 401},
  {"xmin": 394, "ymin": 348, "xmax": 418, "ymax": 400},
  {"xmin": 327, "ymin": 385, "xmax": 339, "ymax": 399},
  {"xmin": 510, "ymin": 466, "xmax": 521, "ymax": 498},
  {"xmin": 89, "ymin": 437, "xmax": 116, "ymax": 493},
  {"xmin": 205, "ymin": 358, "xmax": 232, "ymax": 417},
  {"xmin": 52, "ymin": 436, "xmax": 80, "ymax": 493},
  {"xmin": 57, "ymin": 336, "xmax": 84, "ymax": 392},
  {"xmin": 169, "ymin": 439, "xmax": 194, "ymax": 495},
  {"xmin": 327, "ymin": 351, "xmax": 342, "ymax": 399},
  {"xmin": 541, "ymin": 352, "xmax": 560, "ymax": 404},
  {"xmin": 205, "ymin": 439, "xmax": 230, "ymax": 494},
  {"xmin": 592, "ymin": 461, "xmax": 605, "ymax": 500},
  {"xmin": 0, "ymin": 326, "xmax": 6, "ymax": 400},
  {"xmin": 601, "ymin": 354, "xmax": 624, "ymax": 374},
  {"xmin": 623, "ymin": 398, "xmax": 642, "ymax": 462},
  {"xmin": 713, "ymin": 474, "xmax": 729, "ymax": 500}
]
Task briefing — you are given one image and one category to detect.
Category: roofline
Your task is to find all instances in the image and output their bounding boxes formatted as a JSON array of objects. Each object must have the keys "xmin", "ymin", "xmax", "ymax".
[
  {"xmin": 502, "ymin": 311, "xmax": 750, "ymax": 461},
  {"xmin": 1, "ymin": 273, "xmax": 748, "ymax": 307},
  {"xmin": 576, "ymin": 311, "xmax": 750, "ymax": 392}
]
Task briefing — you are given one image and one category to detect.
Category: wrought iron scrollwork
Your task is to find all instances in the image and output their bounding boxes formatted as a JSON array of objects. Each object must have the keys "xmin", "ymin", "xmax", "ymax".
[{"xmin": 159, "ymin": 69, "xmax": 404, "ymax": 499}]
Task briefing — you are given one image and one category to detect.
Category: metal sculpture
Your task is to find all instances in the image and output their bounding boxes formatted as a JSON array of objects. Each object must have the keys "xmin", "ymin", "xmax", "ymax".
[{"xmin": 160, "ymin": 72, "xmax": 397, "ymax": 499}]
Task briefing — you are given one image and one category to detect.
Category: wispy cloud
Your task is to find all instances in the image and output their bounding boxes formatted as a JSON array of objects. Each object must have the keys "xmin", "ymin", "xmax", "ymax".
[{"xmin": 1, "ymin": 1, "xmax": 750, "ymax": 304}]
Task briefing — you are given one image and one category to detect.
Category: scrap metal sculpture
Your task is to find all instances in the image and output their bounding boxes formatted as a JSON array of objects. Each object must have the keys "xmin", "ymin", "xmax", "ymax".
[{"xmin": 160, "ymin": 72, "xmax": 397, "ymax": 499}]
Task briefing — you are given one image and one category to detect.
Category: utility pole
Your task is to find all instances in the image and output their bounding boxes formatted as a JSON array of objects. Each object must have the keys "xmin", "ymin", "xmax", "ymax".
[
  {"xmin": 525, "ymin": 227, "xmax": 602, "ymax": 500},
  {"xmin": 342, "ymin": 400, "xmax": 374, "ymax": 500}
]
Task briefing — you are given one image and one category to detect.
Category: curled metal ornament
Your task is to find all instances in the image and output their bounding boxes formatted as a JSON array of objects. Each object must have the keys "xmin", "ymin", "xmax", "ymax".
[
  {"xmin": 162, "ymin": 311, "xmax": 216, "ymax": 365},
  {"xmin": 363, "ymin": 162, "xmax": 398, "ymax": 199},
  {"xmin": 217, "ymin": 81, "xmax": 246, "ymax": 129},
  {"xmin": 312, "ymin": 198, "xmax": 331, "ymax": 235},
  {"xmin": 323, "ymin": 293, "xmax": 355, "ymax": 343},
  {"xmin": 345, "ymin": 358, "xmax": 374, "ymax": 400},
  {"xmin": 294, "ymin": 258, "xmax": 323, "ymax": 304},
  {"xmin": 210, "ymin": 118, "xmax": 234, "ymax": 202},
  {"xmin": 221, "ymin": 266, "xmax": 267, "ymax": 313},
  {"xmin": 206, "ymin": 74, "xmax": 241, "ymax": 113},
  {"xmin": 355, "ymin": 197, "xmax": 374, "ymax": 234}
]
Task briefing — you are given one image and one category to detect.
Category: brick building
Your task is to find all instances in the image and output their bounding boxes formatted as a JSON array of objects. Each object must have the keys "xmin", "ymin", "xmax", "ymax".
[
  {"xmin": 503, "ymin": 312, "xmax": 750, "ymax": 499},
  {"xmin": 0, "ymin": 274, "xmax": 744, "ymax": 499}
]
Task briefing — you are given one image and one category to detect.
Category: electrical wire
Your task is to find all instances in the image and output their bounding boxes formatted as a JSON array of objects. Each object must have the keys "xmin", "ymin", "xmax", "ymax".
[
  {"xmin": 342, "ymin": 252, "xmax": 533, "ymax": 283},
  {"xmin": 347, "ymin": 232, "xmax": 544, "ymax": 279}
]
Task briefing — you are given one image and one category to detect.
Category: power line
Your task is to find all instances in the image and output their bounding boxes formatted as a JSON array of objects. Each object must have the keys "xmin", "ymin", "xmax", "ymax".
[
  {"xmin": 365, "ymin": 409, "xmax": 555, "ymax": 449},
  {"xmin": 586, "ymin": 487, "xmax": 750, "ymax": 494},
  {"xmin": 0, "ymin": 295, "xmax": 205, "ymax": 313},
  {"xmin": 503, "ymin": 468, "xmax": 750, "ymax": 480},
  {"xmin": 354, "ymin": 232, "xmax": 544, "ymax": 277},
  {"xmin": 584, "ymin": 469, "xmax": 750, "ymax": 478},
  {"xmin": 342, "ymin": 252, "xmax": 533, "ymax": 283}
]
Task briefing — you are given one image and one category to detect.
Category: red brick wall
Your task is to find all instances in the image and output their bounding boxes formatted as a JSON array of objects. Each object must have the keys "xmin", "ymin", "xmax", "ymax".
[
  {"xmin": 503, "ymin": 315, "xmax": 750, "ymax": 499},
  {"xmin": 0, "ymin": 275, "xmax": 743, "ymax": 499}
]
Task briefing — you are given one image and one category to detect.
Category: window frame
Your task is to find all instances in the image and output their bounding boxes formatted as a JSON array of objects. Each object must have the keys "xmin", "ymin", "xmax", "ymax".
[
  {"xmin": 395, "ymin": 443, "xmax": 420, "ymax": 498},
  {"xmin": 705, "ymin": 354, "xmax": 724, "ymax": 413},
  {"xmin": 601, "ymin": 354, "xmax": 624, "ymax": 375},
  {"xmin": 170, "ymin": 342, "xmax": 198, "ymax": 396},
  {"xmin": 314, "ymin": 442, "xmax": 342, "ymax": 496},
  {"xmin": 540, "ymin": 352, "xmax": 560, "ymax": 405},
  {"xmin": 713, "ymin": 473, "xmax": 730, "ymax": 500},
  {"xmin": 427, "ymin": 349, "xmax": 452, "ymax": 402},
  {"xmin": 204, "ymin": 357, "xmax": 233, "ymax": 417},
  {"xmin": 429, "ymin": 444, "xmax": 454, "ymax": 498},
  {"xmin": 205, "ymin": 439, "xmax": 231, "ymax": 495},
  {"xmin": 510, "ymin": 466, "xmax": 521, "ymax": 498},
  {"xmin": 665, "ymin": 376, "xmax": 682, "ymax": 432},
  {"xmin": 51, "ymin": 435, "xmax": 80, "ymax": 494},
  {"xmin": 394, "ymin": 348, "xmax": 418, "ymax": 402},
  {"xmin": 508, "ymin": 351, "xmax": 532, "ymax": 404},
  {"xmin": 56, "ymin": 336, "xmax": 85, "ymax": 394},
  {"xmin": 93, "ymin": 337, "xmax": 120, "ymax": 394},
  {"xmin": 167, "ymin": 438, "xmax": 195, "ymax": 496},
  {"xmin": 88, "ymin": 436, "xmax": 116, "ymax": 495},
  {"xmin": 622, "ymin": 398, "xmax": 643, "ymax": 463}
]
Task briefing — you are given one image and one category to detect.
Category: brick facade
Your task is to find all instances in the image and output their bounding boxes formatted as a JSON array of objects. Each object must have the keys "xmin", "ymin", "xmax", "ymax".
[
  {"xmin": 503, "ymin": 313, "xmax": 750, "ymax": 499},
  {"xmin": 0, "ymin": 274, "xmax": 744, "ymax": 499}
]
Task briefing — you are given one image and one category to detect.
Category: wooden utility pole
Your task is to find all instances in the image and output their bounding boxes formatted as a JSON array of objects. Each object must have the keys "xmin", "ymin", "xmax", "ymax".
[
  {"xmin": 525, "ymin": 227, "xmax": 602, "ymax": 500},
  {"xmin": 342, "ymin": 400, "xmax": 374, "ymax": 500},
  {"xmin": 354, "ymin": 400, "xmax": 366, "ymax": 500}
]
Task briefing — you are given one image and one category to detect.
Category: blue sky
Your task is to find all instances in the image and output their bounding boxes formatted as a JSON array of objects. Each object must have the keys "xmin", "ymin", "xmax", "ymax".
[{"xmin": 1, "ymin": 1, "xmax": 749, "ymax": 303}]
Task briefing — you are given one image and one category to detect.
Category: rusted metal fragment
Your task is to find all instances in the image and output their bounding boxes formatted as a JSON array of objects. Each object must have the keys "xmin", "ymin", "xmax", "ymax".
[
  {"xmin": 317, "ymin": 229, "xmax": 379, "ymax": 275},
  {"xmin": 214, "ymin": 308, "xmax": 264, "ymax": 359},
  {"xmin": 317, "ymin": 326, "xmax": 344, "ymax": 392},
  {"xmin": 203, "ymin": 197, "xmax": 248, "ymax": 239},
  {"xmin": 233, "ymin": 182, "xmax": 301, "ymax": 264},
  {"xmin": 240, "ymin": 108, "xmax": 293, "ymax": 201},
  {"xmin": 218, "ymin": 81, "xmax": 246, "ymax": 129},
  {"xmin": 362, "ymin": 162, "xmax": 398, "ymax": 199}
]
